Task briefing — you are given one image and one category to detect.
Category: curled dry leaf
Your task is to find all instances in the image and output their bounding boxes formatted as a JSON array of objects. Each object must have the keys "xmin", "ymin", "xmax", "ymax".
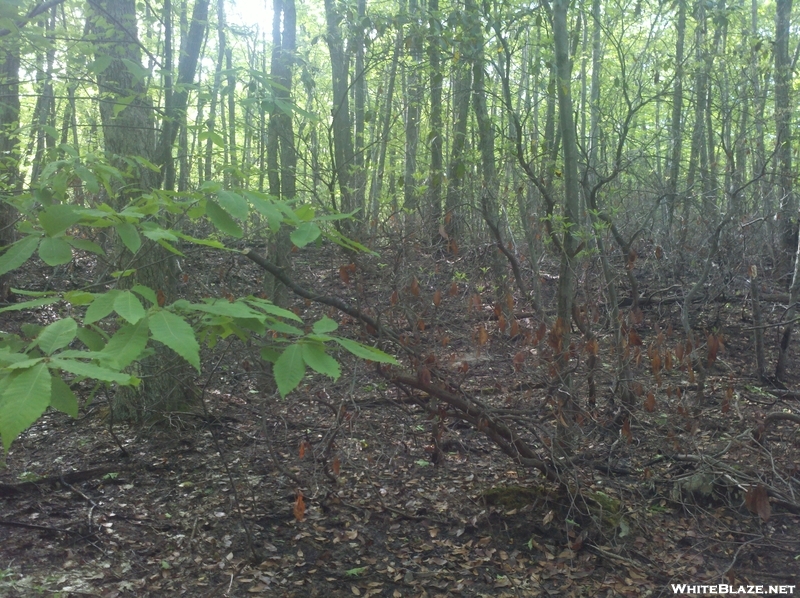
[
  {"xmin": 512, "ymin": 351, "xmax": 526, "ymax": 372},
  {"xmin": 293, "ymin": 492, "xmax": 306, "ymax": 522},
  {"xmin": 744, "ymin": 484, "xmax": 770, "ymax": 522}
]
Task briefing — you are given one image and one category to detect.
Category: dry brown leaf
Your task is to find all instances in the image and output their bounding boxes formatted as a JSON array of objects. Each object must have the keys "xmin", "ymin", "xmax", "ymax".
[
  {"xmin": 745, "ymin": 485, "xmax": 771, "ymax": 522},
  {"xmin": 293, "ymin": 492, "xmax": 305, "ymax": 522}
]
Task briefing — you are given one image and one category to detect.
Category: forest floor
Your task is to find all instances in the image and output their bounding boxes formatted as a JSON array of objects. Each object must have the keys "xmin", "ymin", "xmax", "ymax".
[{"xmin": 1, "ymin": 237, "xmax": 799, "ymax": 597}]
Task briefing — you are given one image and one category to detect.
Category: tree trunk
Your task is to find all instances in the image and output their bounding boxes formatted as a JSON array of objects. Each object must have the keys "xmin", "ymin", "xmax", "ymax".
[
  {"xmin": 0, "ymin": 43, "xmax": 20, "ymax": 301},
  {"xmin": 552, "ymin": 0, "xmax": 582, "ymax": 440},
  {"xmin": 443, "ymin": 32, "xmax": 471, "ymax": 243},
  {"xmin": 88, "ymin": 0, "xmax": 195, "ymax": 420},
  {"xmin": 427, "ymin": 0, "xmax": 444, "ymax": 244},
  {"xmin": 774, "ymin": 0, "xmax": 794, "ymax": 278},
  {"xmin": 403, "ymin": 0, "xmax": 424, "ymax": 223},
  {"xmin": 367, "ymin": 25, "xmax": 401, "ymax": 240},
  {"xmin": 264, "ymin": 0, "xmax": 296, "ymax": 310},
  {"xmin": 324, "ymin": 0, "xmax": 357, "ymax": 229},
  {"xmin": 666, "ymin": 0, "xmax": 685, "ymax": 236},
  {"xmin": 156, "ymin": 0, "xmax": 209, "ymax": 190},
  {"xmin": 204, "ymin": 0, "xmax": 227, "ymax": 183}
]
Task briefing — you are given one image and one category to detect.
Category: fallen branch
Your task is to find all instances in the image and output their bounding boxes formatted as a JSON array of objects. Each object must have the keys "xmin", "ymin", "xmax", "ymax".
[{"xmin": 380, "ymin": 369, "xmax": 557, "ymax": 482}]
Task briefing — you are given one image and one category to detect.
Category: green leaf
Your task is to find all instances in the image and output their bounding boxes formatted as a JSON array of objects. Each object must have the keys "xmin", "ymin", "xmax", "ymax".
[
  {"xmin": 174, "ymin": 232, "xmax": 225, "ymax": 249},
  {"xmin": 246, "ymin": 297, "xmax": 303, "ymax": 321},
  {"xmin": 293, "ymin": 205, "xmax": 314, "ymax": 222},
  {"xmin": 87, "ymin": 55, "xmax": 112, "ymax": 75},
  {"xmin": 155, "ymin": 238, "xmax": 185, "ymax": 256},
  {"xmin": 274, "ymin": 344, "xmax": 305, "ymax": 397},
  {"xmin": 37, "ymin": 317, "xmax": 77, "ymax": 355},
  {"xmin": 49, "ymin": 357, "xmax": 134, "ymax": 385},
  {"xmin": 131, "ymin": 284, "xmax": 157, "ymax": 305},
  {"xmin": 73, "ymin": 165, "xmax": 99, "ymax": 194},
  {"xmin": 149, "ymin": 309, "xmax": 200, "ymax": 371},
  {"xmin": 205, "ymin": 200, "xmax": 243, "ymax": 238},
  {"xmin": 121, "ymin": 58, "xmax": 149, "ymax": 82},
  {"xmin": 76, "ymin": 327, "xmax": 105, "ymax": 351},
  {"xmin": 181, "ymin": 299, "xmax": 263, "ymax": 320},
  {"xmin": 265, "ymin": 319, "xmax": 304, "ymax": 335},
  {"xmin": 84, "ymin": 290, "xmax": 120, "ymax": 325},
  {"xmin": 10, "ymin": 288, "xmax": 52, "ymax": 297},
  {"xmin": 6, "ymin": 357, "xmax": 43, "ymax": 370},
  {"xmin": 245, "ymin": 191, "xmax": 283, "ymax": 231},
  {"xmin": 312, "ymin": 316, "xmax": 338, "ymax": 334},
  {"xmin": 116, "ymin": 222, "xmax": 142, "ymax": 253},
  {"xmin": 301, "ymin": 342, "xmax": 340, "ymax": 380},
  {"xmin": 218, "ymin": 190, "xmax": 249, "ymax": 220},
  {"xmin": 290, "ymin": 222, "xmax": 321, "ymax": 248},
  {"xmin": 38, "ymin": 204, "xmax": 80, "ymax": 237},
  {"xmin": 49, "ymin": 375, "xmax": 78, "ymax": 417},
  {"xmin": 260, "ymin": 346, "xmax": 280, "ymax": 363},
  {"xmin": 66, "ymin": 237, "xmax": 104, "ymax": 255},
  {"xmin": 345, "ymin": 567, "xmax": 368, "ymax": 577},
  {"xmin": 111, "ymin": 94, "xmax": 136, "ymax": 117},
  {"xmin": 139, "ymin": 224, "xmax": 177, "ymax": 242},
  {"xmin": 199, "ymin": 130, "xmax": 225, "ymax": 147},
  {"xmin": 0, "ymin": 363, "xmax": 51, "ymax": 451},
  {"xmin": 334, "ymin": 338, "xmax": 399, "ymax": 364},
  {"xmin": 0, "ymin": 296, "xmax": 60, "ymax": 313},
  {"xmin": 64, "ymin": 291, "xmax": 95, "ymax": 306},
  {"xmin": 38, "ymin": 237, "xmax": 73, "ymax": 266},
  {"xmin": 113, "ymin": 290, "xmax": 145, "ymax": 324},
  {"xmin": 0, "ymin": 235, "xmax": 40, "ymax": 276},
  {"xmin": 19, "ymin": 323, "xmax": 43, "ymax": 338},
  {"xmin": 99, "ymin": 318, "xmax": 150, "ymax": 369}
]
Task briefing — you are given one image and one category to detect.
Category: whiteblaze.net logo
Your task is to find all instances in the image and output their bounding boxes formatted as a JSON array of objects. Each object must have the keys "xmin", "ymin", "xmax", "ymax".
[{"xmin": 671, "ymin": 585, "xmax": 796, "ymax": 595}]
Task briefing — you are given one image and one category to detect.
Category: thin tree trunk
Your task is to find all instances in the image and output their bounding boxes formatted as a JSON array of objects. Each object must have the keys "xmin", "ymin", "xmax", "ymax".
[
  {"xmin": 0, "ymin": 43, "xmax": 20, "ymax": 301},
  {"xmin": 443, "ymin": 41, "xmax": 471, "ymax": 242},
  {"xmin": 775, "ymin": 0, "xmax": 794, "ymax": 278},
  {"xmin": 403, "ymin": 0, "xmax": 423, "ymax": 219},
  {"xmin": 427, "ymin": 0, "xmax": 443, "ymax": 244},
  {"xmin": 552, "ymin": 0, "xmax": 582, "ymax": 440},
  {"xmin": 352, "ymin": 0, "xmax": 367, "ymax": 230},
  {"xmin": 367, "ymin": 26, "xmax": 401, "ymax": 240},
  {"xmin": 88, "ymin": 0, "xmax": 194, "ymax": 421},
  {"xmin": 204, "ymin": 0, "xmax": 226, "ymax": 183},
  {"xmin": 264, "ymin": 0, "xmax": 296, "ymax": 309},
  {"xmin": 29, "ymin": 8, "xmax": 57, "ymax": 184},
  {"xmin": 666, "ymin": 0, "xmax": 685, "ymax": 236},
  {"xmin": 324, "ymin": 0, "xmax": 356, "ymax": 228}
]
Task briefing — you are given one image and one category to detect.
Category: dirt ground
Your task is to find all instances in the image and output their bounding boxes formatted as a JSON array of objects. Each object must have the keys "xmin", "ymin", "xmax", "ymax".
[{"xmin": 1, "ymin": 241, "xmax": 799, "ymax": 597}]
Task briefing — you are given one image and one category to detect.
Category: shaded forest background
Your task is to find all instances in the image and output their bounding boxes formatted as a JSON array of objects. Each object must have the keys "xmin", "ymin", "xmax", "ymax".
[{"xmin": 0, "ymin": 0, "xmax": 799, "ymax": 595}]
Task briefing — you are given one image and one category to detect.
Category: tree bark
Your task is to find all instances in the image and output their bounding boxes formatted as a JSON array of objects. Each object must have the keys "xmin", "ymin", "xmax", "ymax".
[
  {"xmin": 775, "ymin": 0, "xmax": 794, "ymax": 277},
  {"xmin": 551, "ymin": 0, "xmax": 582, "ymax": 441},
  {"xmin": 264, "ymin": 0, "xmax": 296, "ymax": 309},
  {"xmin": 88, "ymin": 0, "xmax": 195, "ymax": 420},
  {"xmin": 324, "ymin": 0, "xmax": 357, "ymax": 229},
  {"xmin": 0, "ymin": 42, "xmax": 21, "ymax": 301}
]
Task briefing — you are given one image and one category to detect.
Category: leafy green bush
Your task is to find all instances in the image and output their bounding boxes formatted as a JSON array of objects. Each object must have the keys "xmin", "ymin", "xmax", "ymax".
[{"xmin": 0, "ymin": 150, "xmax": 396, "ymax": 451}]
